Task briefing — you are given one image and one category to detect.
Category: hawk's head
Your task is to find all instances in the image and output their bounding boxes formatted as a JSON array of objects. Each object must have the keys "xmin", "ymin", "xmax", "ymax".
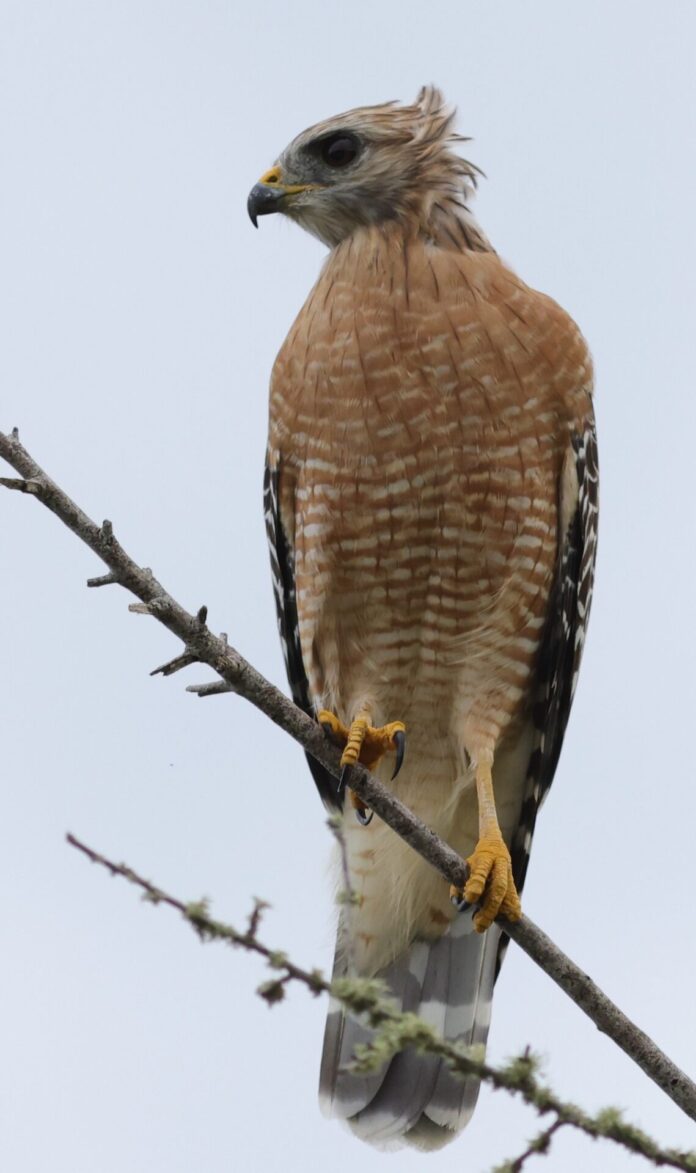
[{"xmin": 247, "ymin": 86, "xmax": 483, "ymax": 249}]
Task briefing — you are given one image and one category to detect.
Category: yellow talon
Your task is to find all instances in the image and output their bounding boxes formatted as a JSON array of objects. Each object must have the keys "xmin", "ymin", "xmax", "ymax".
[
  {"xmin": 450, "ymin": 835, "xmax": 521, "ymax": 932},
  {"xmin": 318, "ymin": 707, "xmax": 405, "ymax": 824},
  {"xmin": 449, "ymin": 755, "xmax": 521, "ymax": 931},
  {"xmin": 318, "ymin": 710, "xmax": 347, "ymax": 742},
  {"xmin": 318, "ymin": 709, "xmax": 406, "ymax": 773},
  {"xmin": 342, "ymin": 713, "xmax": 370, "ymax": 768}
]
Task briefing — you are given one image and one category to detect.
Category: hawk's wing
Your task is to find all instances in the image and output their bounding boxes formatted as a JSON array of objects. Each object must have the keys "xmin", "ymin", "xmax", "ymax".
[
  {"xmin": 264, "ymin": 457, "xmax": 340, "ymax": 810},
  {"xmin": 509, "ymin": 416, "xmax": 599, "ymax": 896}
]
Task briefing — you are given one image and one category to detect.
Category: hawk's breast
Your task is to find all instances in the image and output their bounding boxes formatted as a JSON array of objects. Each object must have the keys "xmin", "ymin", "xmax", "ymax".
[{"xmin": 268, "ymin": 226, "xmax": 593, "ymax": 745}]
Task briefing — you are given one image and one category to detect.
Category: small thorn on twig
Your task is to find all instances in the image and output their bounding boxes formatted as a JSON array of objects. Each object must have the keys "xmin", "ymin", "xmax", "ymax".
[
  {"xmin": 11, "ymin": 426, "xmax": 19, "ymax": 439},
  {"xmin": 151, "ymin": 649, "xmax": 198, "ymax": 678},
  {"xmin": 219, "ymin": 632, "xmax": 228, "ymax": 647},
  {"xmin": 197, "ymin": 605, "xmax": 208, "ymax": 626},
  {"xmin": 186, "ymin": 680, "xmax": 235, "ymax": 697},
  {"xmin": 247, "ymin": 897, "xmax": 270, "ymax": 939},
  {"xmin": 0, "ymin": 476, "xmax": 41, "ymax": 494},
  {"xmin": 100, "ymin": 520, "xmax": 114, "ymax": 542},
  {"xmin": 87, "ymin": 572, "xmax": 119, "ymax": 588},
  {"xmin": 128, "ymin": 596, "xmax": 166, "ymax": 617}
]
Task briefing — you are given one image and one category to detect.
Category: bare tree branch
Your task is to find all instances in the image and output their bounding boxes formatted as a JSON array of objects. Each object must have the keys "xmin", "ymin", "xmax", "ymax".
[
  {"xmin": 2, "ymin": 426, "xmax": 696, "ymax": 1125},
  {"xmin": 66, "ymin": 833, "xmax": 696, "ymax": 1173}
]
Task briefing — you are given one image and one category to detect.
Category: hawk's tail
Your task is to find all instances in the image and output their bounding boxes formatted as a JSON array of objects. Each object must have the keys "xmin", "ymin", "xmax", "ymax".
[{"xmin": 318, "ymin": 914, "xmax": 501, "ymax": 1151}]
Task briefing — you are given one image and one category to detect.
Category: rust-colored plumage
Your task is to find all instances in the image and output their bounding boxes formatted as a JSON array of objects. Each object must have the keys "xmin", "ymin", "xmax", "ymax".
[{"xmin": 252, "ymin": 86, "xmax": 598, "ymax": 1150}]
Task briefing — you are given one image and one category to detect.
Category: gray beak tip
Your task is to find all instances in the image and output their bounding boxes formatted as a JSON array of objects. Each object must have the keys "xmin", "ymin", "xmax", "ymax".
[{"xmin": 247, "ymin": 183, "xmax": 285, "ymax": 228}]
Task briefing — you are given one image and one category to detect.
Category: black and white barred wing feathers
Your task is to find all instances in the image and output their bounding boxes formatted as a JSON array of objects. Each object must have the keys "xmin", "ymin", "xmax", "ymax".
[
  {"xmin": 263, "ymin": 456, "xmax": 339, "ymax": 810},
  {"xmin": 509, "ymin": 416, "xmax": 599, "ymax": 895}
]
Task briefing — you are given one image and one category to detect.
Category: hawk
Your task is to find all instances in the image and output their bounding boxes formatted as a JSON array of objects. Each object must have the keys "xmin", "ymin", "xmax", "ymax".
[{"xmin": 248, "ymin": 86, "xmax": 598, "ymax": 1150}]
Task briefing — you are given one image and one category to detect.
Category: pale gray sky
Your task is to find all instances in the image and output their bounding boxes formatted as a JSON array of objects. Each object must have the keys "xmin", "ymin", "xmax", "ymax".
[{"xmin": 2, "ymin": 2, "xmax": 695, "ymax": 1171}]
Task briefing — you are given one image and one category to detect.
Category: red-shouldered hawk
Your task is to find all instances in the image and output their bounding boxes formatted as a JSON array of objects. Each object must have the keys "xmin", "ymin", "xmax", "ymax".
[{"xmin": 249, "ymin": 86, "xmax": 598, "ymax": 1151}]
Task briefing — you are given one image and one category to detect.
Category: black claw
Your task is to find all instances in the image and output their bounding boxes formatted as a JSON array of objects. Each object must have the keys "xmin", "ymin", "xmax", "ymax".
[
  {"xmin": 355, "ymin": 805, "xmax": 373, "ymax": 826},
  {"xmin": 451, "ymin": 865, "xmax": 474, "ymax": 912},
  {"xmin": 338, "ymin": 765, "xmax": 351, "ymax": 799},
  {"xmin": 321, "ymin": 721, "xmax": 337, "ymax": 743},
  {"xmin": 391, "ymin": 730, "xmax": 406, "ymax": 780}
]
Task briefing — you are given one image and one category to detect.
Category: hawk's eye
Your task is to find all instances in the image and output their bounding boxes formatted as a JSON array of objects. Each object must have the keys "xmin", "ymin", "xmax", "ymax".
[{"xmin": 320, "ymin": 134, "xmax": 360, "ymax": 168}]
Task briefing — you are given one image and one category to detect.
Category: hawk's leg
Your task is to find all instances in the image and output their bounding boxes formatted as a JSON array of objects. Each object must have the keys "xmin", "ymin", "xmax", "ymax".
[
  {"xmin": 318, "ymin": 708, "xmax": 406, "ymax": 824},
  {"xmin": 451, "ymin": 759, "xmax": 522, "ymax": 932}
]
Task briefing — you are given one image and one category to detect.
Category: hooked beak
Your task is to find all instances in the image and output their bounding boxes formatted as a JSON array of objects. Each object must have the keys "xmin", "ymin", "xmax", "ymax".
[
  {"xmin": 247, "ymin": 166, "xmax": 320, "ymax": 228},
  {"xmin": 247, "ymin": 183, "xmax": 286, "ymax": 227}
]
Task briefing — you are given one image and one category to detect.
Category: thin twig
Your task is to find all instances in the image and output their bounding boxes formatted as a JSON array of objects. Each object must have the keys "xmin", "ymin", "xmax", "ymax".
[
  {"xmin": 494, "ymin": 1118, "xmax": 567, "ymax": 1172},
  {"xmin": 66, "ymin": 833, "xmax": 325, "ymax": 997},
  {"xmin": 2, "ymin": 427, "xmax": 695, "ymax": 1123},
  {"xmin": 66, "ymin": 833, "xmax": 696, "ymax": 1173}
]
